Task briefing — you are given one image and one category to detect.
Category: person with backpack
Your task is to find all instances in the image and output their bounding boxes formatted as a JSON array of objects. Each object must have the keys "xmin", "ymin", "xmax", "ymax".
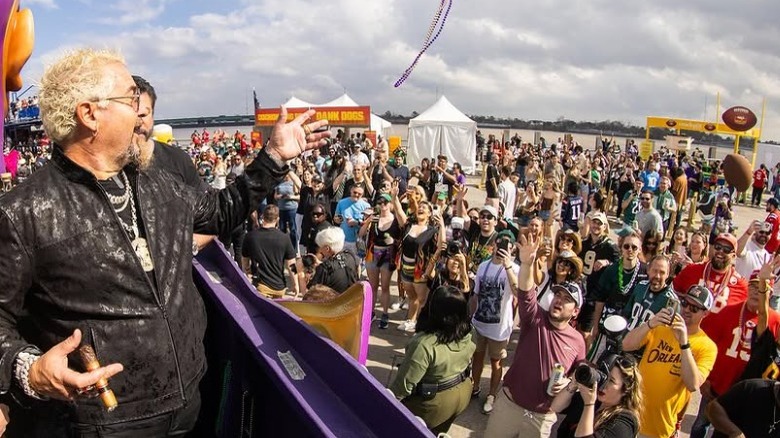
[{"xmin": 305, "ymin": 226, "xmax": 358, "ymax": 294}]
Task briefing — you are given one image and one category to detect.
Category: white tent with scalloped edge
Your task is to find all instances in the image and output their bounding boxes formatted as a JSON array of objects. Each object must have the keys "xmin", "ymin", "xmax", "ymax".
[
  {"xmin": 408, "ymin": 96, "xmax": 477, "ymax": 174},
  {"xmin": 321, "ymin": 93, "xmax": 392, "ymax": 137},
  {"xmin": 283, "ymin": 96, "xmax": 316, "ymax": 108}
]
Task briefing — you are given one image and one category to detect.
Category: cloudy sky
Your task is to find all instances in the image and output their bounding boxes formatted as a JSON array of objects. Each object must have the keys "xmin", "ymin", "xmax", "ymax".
[{"xmin": 21, "ymin": 0, "xmax": 780, "ymax": 140}]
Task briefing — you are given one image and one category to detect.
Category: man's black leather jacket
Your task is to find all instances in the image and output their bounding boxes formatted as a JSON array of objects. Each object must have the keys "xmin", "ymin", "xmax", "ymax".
[{"xmin": 0, "ymin": 146, "xmax": 286, "ymax": 425}]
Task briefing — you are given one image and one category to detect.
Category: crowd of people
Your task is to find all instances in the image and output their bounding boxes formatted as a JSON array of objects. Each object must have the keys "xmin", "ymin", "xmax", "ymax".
[
  {"xmin": 2, "ymin": 49, "xmax": 780, "ymax": 437},
  {"xmin": 229, "ymin": 121, "xmax": 780, "ymax": 436}
]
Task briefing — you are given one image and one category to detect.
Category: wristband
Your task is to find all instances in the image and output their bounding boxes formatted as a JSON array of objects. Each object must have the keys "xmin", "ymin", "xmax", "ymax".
[
  {"xmin": 584, "ymin": 403, "xmax": 596, "ymax": 406},
  {"xmin": 14, "ymin": 351, "xmax": 47, "ymax": 400},
  {"xmin": 680, "ymin": 343, "xmax": 691, "ymax": 350}
]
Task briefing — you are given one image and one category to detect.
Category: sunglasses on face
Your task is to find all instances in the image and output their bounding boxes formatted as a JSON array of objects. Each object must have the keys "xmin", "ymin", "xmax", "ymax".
[
  {"xmin": 312, "ymin": 212, "xmax": 324, "ymax": 217},
  {"xmin": 561, "ymin": 236, "xmax": 574, "ymax": 243},
  {"xmin": 622, "ymin": 244, "xmax": 639, "ymax": 251},
  {"xmin": 758, "ymin": 231, "xmax": 771, "ymax": 235},
  {"xmin": 645, "ymin": 241, "xmax": 658, "ymax": 247},
  {"xmin": 640, "ymin": 197, "xmax": 651, "ymax": 201},
  {"xmin": 480, "ymin": 214, "xmax": 495, "ymax": 220},
  {"xmin": 680, "ymin": 300, "xmax": 706, "ymax": 313},
  {"xmin": 713, "ymin": 243, "xmax": 734, "ymax": 253}
]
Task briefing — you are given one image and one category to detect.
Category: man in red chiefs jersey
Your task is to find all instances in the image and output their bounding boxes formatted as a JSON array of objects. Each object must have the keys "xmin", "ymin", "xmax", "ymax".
[
  {"xmin": 765, "ymin": 198, "xmax": 780, "ymax": 254},
  {"xmin": 673, "ymin": 233, "xmax": 748, "ymax": 314},
  {"xmin": 688, "ymin": 269, "xmax": 780, "ymax": 438}
]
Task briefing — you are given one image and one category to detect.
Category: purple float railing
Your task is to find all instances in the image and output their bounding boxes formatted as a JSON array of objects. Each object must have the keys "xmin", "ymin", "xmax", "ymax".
[{"xmin": 192, "ymin": 242, "xmax": 432, "ymax": 437}]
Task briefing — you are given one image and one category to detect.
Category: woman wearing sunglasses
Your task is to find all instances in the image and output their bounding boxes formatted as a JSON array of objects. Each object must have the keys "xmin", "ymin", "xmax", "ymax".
[
  {"xmin": 359, "ymin": 193, "xmax": 403, "ymax": 330},
  {"xmin": 540, "ymin": 228, "xmax": 583, "ymax": 271},
  {"xmin": 551, "ymin": 354, "xmax": 644, "ymax": 438},
  {"xmin": 534, "ymin": 250, "xmax": 584, "ymax": 315}
]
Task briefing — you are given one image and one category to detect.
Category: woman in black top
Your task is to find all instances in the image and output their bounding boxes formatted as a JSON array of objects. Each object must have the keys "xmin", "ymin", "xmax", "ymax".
[
  {"xmin": 552, "ymin": 355, "xmax": 643, "ymax": 438},
  {"xmin": 359, "ymin": 193, "xmax": 404, "ymax": 329}
]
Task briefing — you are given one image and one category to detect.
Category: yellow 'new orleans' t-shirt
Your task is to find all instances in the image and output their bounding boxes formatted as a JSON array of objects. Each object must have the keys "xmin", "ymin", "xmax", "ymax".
[{"xmin": 637, "ymin": 325, "xmax": 717, "ymax": 437}]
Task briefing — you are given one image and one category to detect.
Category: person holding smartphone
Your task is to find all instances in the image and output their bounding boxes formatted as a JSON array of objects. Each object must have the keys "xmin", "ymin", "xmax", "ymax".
[{"xmin": 468, "ymin": 230, "xmax": 520, "ymax": 414}]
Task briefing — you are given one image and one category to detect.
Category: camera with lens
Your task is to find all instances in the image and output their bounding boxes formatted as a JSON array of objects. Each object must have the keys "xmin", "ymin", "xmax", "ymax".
[
  {"xmin": 446, "ymin": 241, "xmax": 463, "ymax": 257},
  {"xmin": 573, "ymin": 362, "xmax": 609, "ymax": 390}
]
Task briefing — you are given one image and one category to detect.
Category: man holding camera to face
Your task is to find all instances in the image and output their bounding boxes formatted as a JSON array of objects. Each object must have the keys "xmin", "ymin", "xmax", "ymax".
[{"xmin": 622, "ymin": 284, "xmax": 717, "ymax": 438}]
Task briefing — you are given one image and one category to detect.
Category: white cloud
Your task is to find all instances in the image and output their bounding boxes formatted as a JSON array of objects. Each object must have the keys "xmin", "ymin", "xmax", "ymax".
[
  {"xmin": 24, "ymin": 0, "xmax": 780, "ymax": 140},
  {"xmin": 22, "ymin": 0, "xmax": 57, "ymax": 9}
]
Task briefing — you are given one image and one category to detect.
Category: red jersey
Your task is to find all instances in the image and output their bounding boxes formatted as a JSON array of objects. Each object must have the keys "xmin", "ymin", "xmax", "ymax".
[
  {"xmin": 766, "ymin": 212, "xmax": 780, "ymax": 254},
  {"xmin": 673, "ymin": 262, "xmax": 748, "ymax": 314},
  {"xmin": 701, "ymin": 303, "xmax": 780, "ymax": 394},
  {"xmin": 753, "ymin": 169, "xmax": 768, "ymax": 189}
]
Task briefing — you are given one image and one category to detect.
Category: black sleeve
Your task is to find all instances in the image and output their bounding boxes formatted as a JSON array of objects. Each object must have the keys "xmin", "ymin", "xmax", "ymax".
[
  {"xmin": 284, "ymin": 236, "xmax": 296, "ymax": 260},
  {"xmin": 592, "ymin": 410, "xmax": 638, "ymax": 438},
  {"xmin": 714, "ymin": 380, "xmax": 756, "ymax": 422},
  {"xmin": 241, "ymin": 232, "xmax": 254, "ymax": 258},
  {"xmin": 192, "ymin": 149, "xmax": 287, "ymax": 237},
  {"xmin": 309, "ymin": 264, "xmax": 327, "ymax": 288}
]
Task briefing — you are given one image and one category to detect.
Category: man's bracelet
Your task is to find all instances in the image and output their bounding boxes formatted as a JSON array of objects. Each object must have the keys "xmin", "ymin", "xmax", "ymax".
[
  {"xmin": 14, "ymin": 351, "xmax": 47, "ymax": 400},
  {"xmin": 680, "ymin": 343, "xmax": 691, "ymax": 350}
]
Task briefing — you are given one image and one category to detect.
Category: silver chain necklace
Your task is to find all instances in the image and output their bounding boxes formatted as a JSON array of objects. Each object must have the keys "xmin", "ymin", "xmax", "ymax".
[
  {"xmin": 111, "ymin": 174, "xmax": 154, "ymax": 272},
  {"xmin": 113, "ymin": 175, "xmax": 139, "ymax": 240},
  {"xmin": 107, "ymin": 171, "xmax": 131, "ymax": 205}
]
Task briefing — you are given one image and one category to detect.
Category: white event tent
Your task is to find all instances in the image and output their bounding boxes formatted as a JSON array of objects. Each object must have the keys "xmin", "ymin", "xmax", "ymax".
[
  {"xmin": 408, "ymin": 95, "xmax": 477, "ymax": 174},
  {"xmin": 282, "ymin": 94, "xmax": 392, "ymax": 138}
]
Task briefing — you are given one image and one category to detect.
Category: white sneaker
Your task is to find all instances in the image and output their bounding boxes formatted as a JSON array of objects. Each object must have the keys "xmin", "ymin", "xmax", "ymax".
[
  {"xmin": 397, "ymin": 319, "xmax": 416, "ymax": 332},
  {"xmin": 402, "ymin": 300, "xmax": 409, "ymax": 310},
  {"xmin": 391, "ymin": 298, "xmax": 406, "ymax": 311},
  {"xmin": 482, "ymin": 394, "xmax": 496, "ymax": 414}
]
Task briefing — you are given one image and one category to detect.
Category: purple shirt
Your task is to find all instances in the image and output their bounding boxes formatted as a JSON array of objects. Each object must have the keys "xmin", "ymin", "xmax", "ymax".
[{"xmin": 502, "ymin": 288, "xmax": 586, "ymax": 413}]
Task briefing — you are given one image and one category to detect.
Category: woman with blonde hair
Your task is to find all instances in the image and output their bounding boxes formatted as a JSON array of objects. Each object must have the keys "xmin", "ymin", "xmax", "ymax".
[
  {"xmin": 552, "ymin": 354, "xmax": 644, "ymax": 438},
  {"xmin": 395, "ymin": 197, "xmax": 445, "ymax": 332}
]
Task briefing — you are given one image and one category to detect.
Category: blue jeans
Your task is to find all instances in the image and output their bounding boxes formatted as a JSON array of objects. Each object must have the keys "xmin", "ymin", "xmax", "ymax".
[{"xmin": 279, "ymin": 208, "xmax": 298, "ymax": 249}]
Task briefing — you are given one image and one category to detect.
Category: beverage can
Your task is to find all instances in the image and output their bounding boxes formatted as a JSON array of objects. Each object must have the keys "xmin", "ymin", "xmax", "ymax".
[{"xmin": 547, "ymin": 363, "xmax": 566, "ymax": 396}]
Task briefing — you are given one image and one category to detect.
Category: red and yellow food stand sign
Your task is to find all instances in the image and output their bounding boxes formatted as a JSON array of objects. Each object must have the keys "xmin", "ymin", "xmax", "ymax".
[{"xmin": 255, "ymin": 106, "xmax": 371, "ymax": 127}]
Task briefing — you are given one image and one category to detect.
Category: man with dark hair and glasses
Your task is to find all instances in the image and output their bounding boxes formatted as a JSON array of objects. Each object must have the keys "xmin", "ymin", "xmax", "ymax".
[
  {"xmin": 635, "ymin": 188, "xmax": 663, "ymax": 237},
  {"xmin": 674, "ymin": 233, "xmax": 748, "ymax": 315},
  {"xmin": 734, "ymin": 219, "xmax": 772, "ymax": 279},
  {"xmin": 589, "ymin": 231, "xmax": 648, "ymax": 359},
  {"xmin": 623, "ymin": 284, "xmax": 717, "ymax": 438}
]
